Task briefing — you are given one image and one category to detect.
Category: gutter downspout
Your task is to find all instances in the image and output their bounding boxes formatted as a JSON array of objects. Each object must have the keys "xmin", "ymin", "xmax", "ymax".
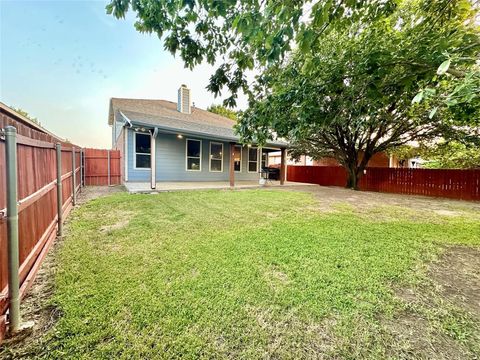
[{"xmin": 119, "ymin": 112, "xmax": 133, "ymax": 184}]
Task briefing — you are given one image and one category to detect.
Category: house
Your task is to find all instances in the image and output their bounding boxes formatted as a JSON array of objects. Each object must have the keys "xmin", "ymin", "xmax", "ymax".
[
  {"xmin": 109, "ymin": 85, "xmax": 288, "ymax": 189},
  {"xmin": 272, "ymin": 152, "xmax": 418, "ymax": 168},
  {"xmin": 312, "ymin": 152, "xmax": 392, "ymax": 167}
]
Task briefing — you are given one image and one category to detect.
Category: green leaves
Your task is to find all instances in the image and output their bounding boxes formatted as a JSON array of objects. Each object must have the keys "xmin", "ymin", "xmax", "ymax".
[
  {"xmin": 106, "ymin": 0, "xmax": 399, "ymax": 104},
  {"xmin": 298, "ymin": 29, "xmax": 316, "ymax": 53},
  {"xmin": 436, "ymin": 59, "xmax": 451, "ymax": 75},
  {"xmin": 412, "ymin": 91, "xmax": 424, "ymax": 104}
]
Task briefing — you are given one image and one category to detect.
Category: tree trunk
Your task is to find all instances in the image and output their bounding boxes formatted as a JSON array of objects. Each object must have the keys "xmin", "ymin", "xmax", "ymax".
[
  {"xmin": 345, "ymin": 166, "xmax": 360, "ymax": 190},
  {"xmin": 343, "ymin": 152, "xmax": 373, "ymax": 190}
]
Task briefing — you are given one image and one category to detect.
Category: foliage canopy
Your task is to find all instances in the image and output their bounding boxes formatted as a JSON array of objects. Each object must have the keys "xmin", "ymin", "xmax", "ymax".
[
  {"xmin": 237, "ymin": 0, "xmax": 479, "ymax": 187},
  {"xmin": 107, "ymin": 0, "xmax": 398, "ymax": 106},
  {"xmin": 207, "ymin": 104, "xmax": 238, "ymax": 121}
]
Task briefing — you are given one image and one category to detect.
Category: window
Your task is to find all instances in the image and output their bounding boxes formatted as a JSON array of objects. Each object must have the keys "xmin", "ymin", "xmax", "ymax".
[
  {"xmin": 209, "ymin": 142, "xmax": 223, "ymax": 172},
  {"xmin": 134, "ymin": 132, "xmax": 151, "ymax": 169},
  {"xmin": 248, "ymin": 147, "xmax": 258, "ymax": 173},
  {"xmin": 234, "ymin": 145, "xmax": 242, "ymax": 172},
  {"xmin": 186, "ymin": 139, "xmax": 201, "ymax": 171}
]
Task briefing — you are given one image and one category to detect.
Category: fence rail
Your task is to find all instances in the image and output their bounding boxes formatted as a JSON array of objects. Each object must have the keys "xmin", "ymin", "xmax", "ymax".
[
  {"xmin": 287, "ymin": 166, "xmax": 480, "ymax": 201},
  {"xmin": 84, "ymin": 148, "xmax": 121, "ymax": 186}
]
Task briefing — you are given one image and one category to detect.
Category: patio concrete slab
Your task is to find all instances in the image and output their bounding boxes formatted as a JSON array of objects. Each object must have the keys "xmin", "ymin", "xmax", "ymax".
[{"xmin": 124, "ymin": 181, "xmax": 316, "ymax": 193}]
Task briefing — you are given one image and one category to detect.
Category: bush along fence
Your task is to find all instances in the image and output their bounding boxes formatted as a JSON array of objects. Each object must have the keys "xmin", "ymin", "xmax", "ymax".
[
  {"xmin": 0, "ymin": 125, "xmax": 83, "ymax": 339},
  {"xmin": 287, "ymin": 166, "xmax": 480, "ymax": 201}
]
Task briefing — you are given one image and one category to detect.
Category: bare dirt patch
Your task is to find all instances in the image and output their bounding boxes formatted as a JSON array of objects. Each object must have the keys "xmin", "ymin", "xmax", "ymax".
[
  {"xmin": 385, "ymin": 245, "xmax": 480, "ymax": 359},
  {"xmin": 76, "ymin": 185, "xmax": 124, "ymax": 204},
  {"xmin": 430, "ymin": 245, "xmax": 480, "ymax": 318},
  {"xmin": 382, "ymin": 311, "xmax": 470, "ymax": 360},
  {"xmin": 277, "ymin": 185, "xmax": 480, "ymax": 219}
]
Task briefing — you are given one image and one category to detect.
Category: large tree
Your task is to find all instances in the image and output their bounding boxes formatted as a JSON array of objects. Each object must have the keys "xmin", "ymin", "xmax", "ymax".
[
  {"xmin": 237, "ymin": 1, "xmax": 480, "ymax": 188},
  {"xmin": 107, "ymin": 0, "xmax": 398, "ymax": 106},
  {"xmin": 107, "ymin": 1, "xmax": 479, "ymax": 112}
]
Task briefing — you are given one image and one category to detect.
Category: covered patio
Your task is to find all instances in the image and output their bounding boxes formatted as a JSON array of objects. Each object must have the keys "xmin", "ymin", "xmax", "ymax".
[{"xmin": 124, "ymin": 180, "xmax": 315, "ymax": 193}]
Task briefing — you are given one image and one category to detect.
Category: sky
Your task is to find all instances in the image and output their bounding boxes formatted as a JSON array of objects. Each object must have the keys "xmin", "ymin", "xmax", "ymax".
[{"xmin": 0, "ymin": 0, "xmax": 248, "ymax": 148}]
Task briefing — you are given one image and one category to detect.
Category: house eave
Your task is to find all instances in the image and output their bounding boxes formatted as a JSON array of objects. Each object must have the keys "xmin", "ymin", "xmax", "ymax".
[{"xmin": 126, "ymin": 119, "xmax": 288, "ymax": 148}]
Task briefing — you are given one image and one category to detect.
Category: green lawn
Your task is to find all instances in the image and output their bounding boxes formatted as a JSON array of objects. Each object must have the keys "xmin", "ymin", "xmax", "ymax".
[{"xmin": 17, "ymin": 190, "xmax": 480, "ymax": 358}]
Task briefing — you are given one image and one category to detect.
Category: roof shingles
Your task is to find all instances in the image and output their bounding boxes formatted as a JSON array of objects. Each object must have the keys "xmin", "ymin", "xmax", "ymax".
[{"xmin": 109, "ymin": 98, "xmax": 287, "ymax": 147}]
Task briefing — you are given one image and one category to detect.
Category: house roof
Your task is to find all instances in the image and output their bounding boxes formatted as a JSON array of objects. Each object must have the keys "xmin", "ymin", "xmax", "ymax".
[
  {"xmin": 109, "ymin": 98, "xmax": 288, "ymax": 147},
  {"xmin": 0, "ymin": 101, "xmax": 64, "ymax": 141}
]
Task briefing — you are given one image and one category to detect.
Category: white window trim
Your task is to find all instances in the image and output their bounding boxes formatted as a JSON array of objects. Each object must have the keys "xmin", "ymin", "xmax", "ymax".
[
  {"xmin": 209, "ymin": 141, "xmax": 224, "ymax": 172},
  {"xmin": 186, "ymin": 138, "xmax": 202, "ymax": 172},
  {"xmin": 133, "ymin": 131, "xmax": 151, "ymax": 170},
  {"xmin": 248, "ymin": 147, "xmax": 259, "ymax": 173},
  {"xmin": 234, "ymin": 145, "xmax": 242, "ymax": 173}
]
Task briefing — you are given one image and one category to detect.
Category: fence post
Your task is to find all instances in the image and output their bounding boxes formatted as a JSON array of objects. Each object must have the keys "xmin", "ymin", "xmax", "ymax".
[
  {"xmin": 79, "ymin": 149, "xmax": 83, "ymax": 190},
  {"xmin": 72, "ymin": 147, "xmax": 76, "ymax": 206},
  {"xmin": 107, "ymin": 150, "xmax": 111, "ymax": 187},
  {"xmin": 83, "ymin": 149, "xmax": 86, "ymax": 187},
  {"xmin": 5, "ymin": 126, "xmax": 21, "ymax": 333},
  {"xmin": 56, "ymin": 143, "xmax": 63, "ymax": 237}
]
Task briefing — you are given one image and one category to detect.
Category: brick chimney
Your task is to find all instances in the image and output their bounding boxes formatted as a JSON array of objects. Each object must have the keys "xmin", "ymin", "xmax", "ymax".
[{"xmin": 177, "ymin": 84, "xmax": 191, "ymax": 114}]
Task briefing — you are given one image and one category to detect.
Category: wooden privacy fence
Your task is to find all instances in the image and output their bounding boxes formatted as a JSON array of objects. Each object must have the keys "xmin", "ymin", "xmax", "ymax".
[
  {"xmin": 287, "ymin": 166, "xmax": 480, "ymax": 201},
  {"xmin": 0, "ymin": 127, "xmax": 83, "ymax": 339},
  {"xmin": 0, "ymin": 101, "xmax": 92, "ymax": 339},
  {"xmin": 84, "ymin": 148, "xmax": 121, "ymax": 186}
]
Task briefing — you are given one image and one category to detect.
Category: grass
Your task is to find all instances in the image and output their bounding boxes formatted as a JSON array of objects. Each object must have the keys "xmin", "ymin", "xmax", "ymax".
[{"xmin": 11, "ymin": 190, "xmax": 480, "ymax": 358}]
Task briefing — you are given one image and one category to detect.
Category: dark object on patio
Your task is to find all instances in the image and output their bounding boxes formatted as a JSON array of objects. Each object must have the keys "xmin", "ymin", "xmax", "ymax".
[{"xmin": 261, "ymin": 167, "xmax": 280, "ymax": 180}]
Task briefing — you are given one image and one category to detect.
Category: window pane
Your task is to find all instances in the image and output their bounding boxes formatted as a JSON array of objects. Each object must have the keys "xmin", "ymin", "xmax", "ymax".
[
  {"xmin": 234, "ymin": 146, "xmax": 241, "ymax": 172},
  {"xmin": 187, "ymin": 157, "xmax": 201, "ymax": 171},
  {"xmin": 210, "ymin": 159, "xmax": 222, "ymax": 172},
  {"xmin": 187, "ymin": 140, "xmax": 201, "ymax": 157},
  {"xmin": 248, "ymin": 161, "xmax": 257, "ymax": 172},
  {"xmin": 248, "ymin": 148, "xmax": 257, "ymax": 161},
  {"xmin": 135, "ymin": 133, "xmax": 151, "ymax": 154},
  {"xmin": 136, "ymin": 154, "xmax": 151, "ymax": 168},
  {"xmin": 210, "ymin": 143, "xmax": 222, "ymax": 159}
]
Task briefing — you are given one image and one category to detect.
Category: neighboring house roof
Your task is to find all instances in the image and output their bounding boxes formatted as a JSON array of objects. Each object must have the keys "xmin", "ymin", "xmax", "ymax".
[
  {"xmin": 0, "ymin": 101, "xmax": 64, "ymax": 141},
  {"xmin": 108, "ymin": 98, "xmax": 288, "ymax": 147}
]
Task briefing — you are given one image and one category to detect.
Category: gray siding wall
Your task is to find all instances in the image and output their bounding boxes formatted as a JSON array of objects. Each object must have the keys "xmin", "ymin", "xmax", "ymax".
[{"xmin": 126, "ymin": 128, "xmax": 260, "ymax": 182}]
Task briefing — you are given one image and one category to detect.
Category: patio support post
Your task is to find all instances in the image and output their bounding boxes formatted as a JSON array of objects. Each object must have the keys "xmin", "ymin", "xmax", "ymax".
[
  {"xmin": 56, "ymin": 143, "xmax": 63, "ymax": 237},
  {"xmin": 280, "ymin": 147, "xmax": 286, "ymax": 185},
  {"xmin": 229, "ymin": 142, "xmax": 235, "ymax": 188},
  {"xmin": 258, "ymin": 147, "xmax": 262, "ymax": 181},
  {"xmin": 150, "ymin": 127, "xmax": 158, "ymax": 189},
  {"xmin": 72, "ymin": 147, "xmax": 76, "ymax": 206},
  {"xmin": 124, "ymin": 128, "xmax": 129, "ymax": 182},
  {"xmin": 5, "ymin": 126, "xmax": 21, "ymax": 334}
]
